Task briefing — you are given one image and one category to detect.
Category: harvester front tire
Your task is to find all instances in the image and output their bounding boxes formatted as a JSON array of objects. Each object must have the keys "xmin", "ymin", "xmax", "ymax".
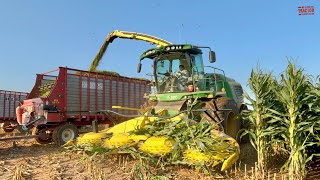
[
  {"xmin": 204, "ymin": 97, "xmax": 240, "ymax": 139},
  {"xmin": 53, "ymin": 123, "xmax": 79, "ymax": 146},
  {"xmin": 32, "ymin": 126, "xmax": 53, "ymax": 144}
]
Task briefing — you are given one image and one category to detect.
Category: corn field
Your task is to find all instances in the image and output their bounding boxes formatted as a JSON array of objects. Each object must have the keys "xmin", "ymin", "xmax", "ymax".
[{"xmin": 242, "ymin": 61, "xmax": 320, "ymax": 179}]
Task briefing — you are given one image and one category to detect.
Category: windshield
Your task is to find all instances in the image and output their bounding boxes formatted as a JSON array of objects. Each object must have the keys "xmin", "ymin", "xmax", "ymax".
[
  {"xmin": 191, "ymin": 53, "xmax": 204, "ymax": 75},
  {"xmin": 140, "ymin": 47, "xmax": 208, "ymax": 94},
  {"xmin": 153, "ymin": 53, "xmax": 192, "ymax": 93},
  {"xmin": 156, "ymin": 59, "xmax": 181, "ymax": 79}
]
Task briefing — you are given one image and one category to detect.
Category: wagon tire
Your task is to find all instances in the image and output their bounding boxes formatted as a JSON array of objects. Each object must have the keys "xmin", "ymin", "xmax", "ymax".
[
  {"xmin": 32, "ymin": 126, "xmax": 53, "ymax": 144},
  {"xmin": 3, "ymin": 122, "xmax": 15, "ymax": 133},
  {"xmin": 53, "ymin": 123, "xmax": 79, "ymax": 146}
]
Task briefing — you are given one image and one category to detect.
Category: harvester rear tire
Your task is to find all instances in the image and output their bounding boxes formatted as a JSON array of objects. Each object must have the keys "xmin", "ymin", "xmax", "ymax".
[
  {"xmin": 53, "ymin": 123, "xmax": 79, "ymax": 146},
  {"xmin": 203, "ymin": 97, "xmax": 240, "ymax": 139},
  {"xmin": 32, "ymin": 126, "xmax": 53, "ymax": 144}
]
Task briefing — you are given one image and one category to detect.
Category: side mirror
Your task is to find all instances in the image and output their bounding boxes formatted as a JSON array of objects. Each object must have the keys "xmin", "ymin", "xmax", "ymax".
[
  {"xmin": 209, "ymin": 51, "xmax": 216, "ymax": 63},
  {"xmin": 137, "ymin": 63, "xmax": 142, "ymax": 73}
]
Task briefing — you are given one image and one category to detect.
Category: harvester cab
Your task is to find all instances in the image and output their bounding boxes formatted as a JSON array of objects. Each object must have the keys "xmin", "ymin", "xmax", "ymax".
[
  {"xmin": 140, "ymin": 45, "xmax": 218, "ymax": 93},
  {"xmin": 139, "ymin": 44, "xmax": 245, "ymax": 138}
]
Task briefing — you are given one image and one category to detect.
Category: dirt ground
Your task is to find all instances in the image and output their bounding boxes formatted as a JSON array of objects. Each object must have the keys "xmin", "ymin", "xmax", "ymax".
[
  {"xmin": 1, "ymin": 129, "xmax": 319, "ymax": 180},
  {"xmin": 0, "ymin": 129, "xmax": 253, "ymax": 180},
  {"xmin": 0, "ymin": 138, "xmax": 227, "ymax": 180}
]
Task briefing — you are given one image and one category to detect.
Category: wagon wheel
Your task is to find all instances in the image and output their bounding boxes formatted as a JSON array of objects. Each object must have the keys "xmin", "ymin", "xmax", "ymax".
[
  {"xmin": 32, "ymin": 126, "xmax": 53, "ymax": 144},
  {"xmin": 3, "ymin": 122, "xmax": 15, "ymax": 133},
  {"xmin": 53, "ymin": 123, "xmax": 79, "ymax": 146}
]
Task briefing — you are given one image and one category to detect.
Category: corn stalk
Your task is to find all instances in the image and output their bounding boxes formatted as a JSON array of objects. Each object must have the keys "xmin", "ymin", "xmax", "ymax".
[
  {"xmin": 270, "ymin": 62, "xmax": 320, "ymax": 179},
  {"xmin": 241, "ymin": 67, "xmax": 278, "ymax": 171}
]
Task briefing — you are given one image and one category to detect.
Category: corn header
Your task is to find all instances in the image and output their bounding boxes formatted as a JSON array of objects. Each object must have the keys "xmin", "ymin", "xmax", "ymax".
[{"xmin": 70, "ymin": 110, "xmax": 240, "ymax": 171}]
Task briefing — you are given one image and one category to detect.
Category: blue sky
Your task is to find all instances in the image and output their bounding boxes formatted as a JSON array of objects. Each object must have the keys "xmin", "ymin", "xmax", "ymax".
[{"xmin": 0, "ymin": 1, "xmax": 319, "ymax": 93}]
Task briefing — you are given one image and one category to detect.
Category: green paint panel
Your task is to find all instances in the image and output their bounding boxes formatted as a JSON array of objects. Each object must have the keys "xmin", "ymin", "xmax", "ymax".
[{"xmin": 149, "ymin": 91, "xmax": 213, "ymax": 102}]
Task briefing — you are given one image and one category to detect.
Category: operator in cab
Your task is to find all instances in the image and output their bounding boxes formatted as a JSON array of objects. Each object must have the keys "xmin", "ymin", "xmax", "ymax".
[{"xmin": 175, "ymin": 64, "xmax": 189, "ymax": 90}]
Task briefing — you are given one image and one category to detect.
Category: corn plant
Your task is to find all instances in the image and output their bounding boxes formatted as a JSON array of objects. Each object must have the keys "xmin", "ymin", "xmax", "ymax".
[
  {"xmin": 269, "ymin": 62, "xmax": 320, "ymax": 179},
  {"xmin": 241, "ymin": 67, "xmax": 279, "ymax": 171},
  {"xmin": 134, "ymin": 118, "xmax": 222, "ymax": 163}
]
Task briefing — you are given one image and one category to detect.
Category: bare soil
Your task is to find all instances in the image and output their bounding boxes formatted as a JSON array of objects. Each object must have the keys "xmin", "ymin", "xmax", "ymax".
[
  {"xmin": 1, "ymin": 129, "xmax": 319, "ymax": 180},
  {"xmin": 0, "ymin": 137, "xmax": 225, "ymax": 180}
]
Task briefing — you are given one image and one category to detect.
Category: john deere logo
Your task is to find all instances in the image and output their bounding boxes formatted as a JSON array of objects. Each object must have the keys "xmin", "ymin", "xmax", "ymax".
[{"xmin": 168, "ymin": 95, "xmax": 177, "ymax": 99}]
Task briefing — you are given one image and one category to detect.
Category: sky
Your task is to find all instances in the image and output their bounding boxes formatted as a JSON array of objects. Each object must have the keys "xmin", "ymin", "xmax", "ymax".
[{"xmin": 0, "ymin": 1, "xmax": 319, "ymax": 93}]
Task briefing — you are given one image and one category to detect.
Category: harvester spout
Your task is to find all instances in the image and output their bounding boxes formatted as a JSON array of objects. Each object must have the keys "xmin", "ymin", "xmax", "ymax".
[{"xmin": 89, "ymin": 30, "xmax": 171, "ymax": 72}]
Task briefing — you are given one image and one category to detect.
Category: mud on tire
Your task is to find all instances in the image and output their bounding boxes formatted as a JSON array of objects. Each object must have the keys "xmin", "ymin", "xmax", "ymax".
[{"xmin": 203, "ymin": 97, "xmax": 240, "ymax": 139}]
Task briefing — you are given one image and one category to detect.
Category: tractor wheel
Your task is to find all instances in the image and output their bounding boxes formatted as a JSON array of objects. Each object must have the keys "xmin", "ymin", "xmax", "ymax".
[
  {"xmin": 32, "ymin": 126, "xmax": 53, "ymax": 144},
  {"xmin": 203, "ymin": 97, "xmax": 240, "ymax": 139},
  {"xmin": 53, "ymin": 123, "xmax": 79, "ymax": 146},
  {"xmin": 3, "ymin": 122, "xmax": 15, "ymax": 133}
]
